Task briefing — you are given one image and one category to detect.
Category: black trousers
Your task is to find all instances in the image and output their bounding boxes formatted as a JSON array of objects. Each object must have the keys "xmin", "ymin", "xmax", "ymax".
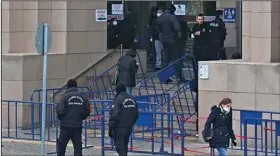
[
  {"xmin": 57, "ymin": 127, "xmax": 82, "ymax": 156},
  {"xmin": 113, "ymin": 127, "xmax": 132, "ymax": 156},
  {"xmin": 161, "ymin": 39, "xmax": 183, "ymax": 80}
]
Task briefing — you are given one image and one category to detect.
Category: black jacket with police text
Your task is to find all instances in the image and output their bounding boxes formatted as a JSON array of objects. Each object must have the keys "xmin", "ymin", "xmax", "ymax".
[
  {"xmin": 109, "ymin": 92, "xmax": 139, "ymax": 128},
  {"xmin": 157, "ymin": 10, "xmax": 181, "ymax": 41},
  {"xmin": 204, "ymin": 105, "xmax": 236, "ymax": 148},
  {"xmin": 208, "ymin": 18, "xmax": 227, "ymax": 42},
  {"xmin": 191, "ymin": 22, "xmax": 209, "ymax": 48},
  {"xmin": 56, "ymin": 88, "xmax": 90, "ymax": 128}
]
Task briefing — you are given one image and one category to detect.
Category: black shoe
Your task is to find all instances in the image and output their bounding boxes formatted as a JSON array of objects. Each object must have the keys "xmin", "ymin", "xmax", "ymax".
[
  {"xmin": 154, "ymin": 67, "xmax": 161, "ymax": 71},
  {"xmin": 164, "ymin": 78, "xmax": 173, "ymax": 84}
]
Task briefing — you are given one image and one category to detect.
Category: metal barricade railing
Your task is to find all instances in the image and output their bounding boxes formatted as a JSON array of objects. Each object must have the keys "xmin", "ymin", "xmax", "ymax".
[
  {"xmin": 1, "ymin": 100, "xmax": 58, "ymax": 142},
  {"xmin": 137, "ymin": 52, "xmax": 196, "ymax": 97},
  {"xmin": 98, "ymin": 99, "xmax": 186, "ymax": 156},
  {"xmin": 243, "ymin": 118, "xmax": 280, "ymax": 156},
  {"xmin": 88, "ymin": 50, "xmax": 147, "ymax": 97}
]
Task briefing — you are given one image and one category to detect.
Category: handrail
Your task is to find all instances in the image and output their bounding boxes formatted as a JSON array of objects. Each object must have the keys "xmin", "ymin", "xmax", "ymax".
[
  {"xmin": 88, "ymin": 49, "xmax": 147, "ymax": 92},
  {"xmin": 50, "ymin": 45, "xmax": 123, "ymax": 100}
]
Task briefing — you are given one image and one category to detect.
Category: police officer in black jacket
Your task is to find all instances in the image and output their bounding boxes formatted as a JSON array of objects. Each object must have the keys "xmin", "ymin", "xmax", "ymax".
[
  {"xmin": 208, "ymin": 10, "xmax": 227, "ymax": 60},
  {"xmin": 191, "ymin": 13, "xmax": 209, "ymax": 63},
  {"xmin": 56, "ymin": 79, "xmax": 90, "ymax": 156},
  {"xmin": 108, "ymin": 82, "xmax": 139, "ymax": 156},
  {"xmin": 157, "ymin": 4, "xmax": 181, "ymax": 83}
]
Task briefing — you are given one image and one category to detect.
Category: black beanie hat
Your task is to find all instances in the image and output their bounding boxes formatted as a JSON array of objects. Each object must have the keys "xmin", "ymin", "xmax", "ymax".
[
  {"xmin": 67, "ymin": 79, "xmax": 77, "ymax": 88},
  {"xmin": 115, "ymin": 82, "xmax": 126, "ymax": 94}
]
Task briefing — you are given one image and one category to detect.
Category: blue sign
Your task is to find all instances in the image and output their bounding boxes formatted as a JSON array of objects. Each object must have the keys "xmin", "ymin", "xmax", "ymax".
[
  {"xmin": 223, "ymin": 8, "xmax": 236, "ymax": 23},
  {"xmin": 35, "ymin": 23, "xmax": 51, "ymax": 55}
]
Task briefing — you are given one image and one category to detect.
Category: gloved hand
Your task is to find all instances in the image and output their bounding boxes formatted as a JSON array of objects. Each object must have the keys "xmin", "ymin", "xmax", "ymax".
[
  {"xmin": 232, "ymin": 139, "xmax": 237, "ymax": 147},
  {"xmin": 177, "ymin": 31, "xmax": 182, "ymax": 39},
  {"xmin": 108, "ymin": 127, "xmax": 114, "ymax": 138}
]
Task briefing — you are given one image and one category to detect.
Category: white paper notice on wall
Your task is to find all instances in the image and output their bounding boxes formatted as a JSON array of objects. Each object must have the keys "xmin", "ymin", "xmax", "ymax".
[
  {"xmin": 96, "ymin": 9, "xmax": 107, "ymax": 22},
  {"xmin": 199, "ymin": 64, "xmax": 209, "ymax": 79},
  {"xmin": 112, "ymin": 4, "xmax": 123, "ymax": 15},
  {"xmin": 174, "ymin": 4, "xmax": 186, "ymax": 15}
]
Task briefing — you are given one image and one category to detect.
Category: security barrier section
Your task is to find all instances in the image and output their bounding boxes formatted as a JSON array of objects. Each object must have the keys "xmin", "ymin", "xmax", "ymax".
[
  {"xmin": 2, "ymin": 98, "xmax": 280, "ymax": 155},
  {"xmin": 243, "ymin": 118, "xmax": 280, "ymax": 156},
  {"xmin": 2, "ymin": 100, "xmax": 57, "ymax": 141},
  {"xmin": 99, "ymin": 102, "xmax": 186, "ymax": 156}
]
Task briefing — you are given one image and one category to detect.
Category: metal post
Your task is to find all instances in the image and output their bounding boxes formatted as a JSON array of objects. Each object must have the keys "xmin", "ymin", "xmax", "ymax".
[
  {"xmin": 120, "ymin": 44, "xmax": 123, "ymax": 57},
  {"xmin": 40, "ymin": 23, "xmax": 49, "ymax": 156}
]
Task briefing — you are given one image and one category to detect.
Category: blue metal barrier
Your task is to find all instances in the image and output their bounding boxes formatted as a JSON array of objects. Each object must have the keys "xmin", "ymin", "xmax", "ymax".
[
  {"xmin": 100, "ymin": 102, "xmax": 186, "ymax": 156},
  {"xmin": 191, "ymin": 109, "xmax": 280, "ymax": 154},
  {"xmin": 243, "ymin": 118, "xmax": 280, "ymax": 156},
  {"xmin": 2, "ymin": 100, "xmax": 58, "ymax": 142},
  {"xmin": 137, "ymin": 52, "xmax": 196, "ymax": 96},
  {"xmin": 30, "ymin": 86, "xmax": 91, "ymax": 103}
]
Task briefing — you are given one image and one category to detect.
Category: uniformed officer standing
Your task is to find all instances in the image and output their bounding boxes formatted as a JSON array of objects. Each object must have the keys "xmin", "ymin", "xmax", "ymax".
[
  {"xmin": 108, "ymin": 83, "xmax": 139, "ymax": 156},
  {"xmin": 56, "ymin": 79, "xmax": 90, "ymax": 156},
  {"xmin": 190, "ymin": 13, "xmax": 209, "ymax": 137},
  {"xmin": 191, "ymin": 13, "xmax": 209, "ymax": 63},
  {"xmin": 208, "ymin": 10, "xmax": 227, "ymax": 60}
]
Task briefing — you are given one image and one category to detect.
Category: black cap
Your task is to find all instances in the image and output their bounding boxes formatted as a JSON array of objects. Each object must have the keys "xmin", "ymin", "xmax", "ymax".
[
  {"xmin": 67, "ymin": 79, "xmax": 77, "ymax": 88},
  {"xmin": 216, "ymin": 10, "xmax": 223, "ymax": 17},
  {"xmin": 115, "ymin": 82, "xmax": 126, "ymax": 94},
  {"xmin": 167, "ymin": 4, "xmax": 176, "ymax": 13}
]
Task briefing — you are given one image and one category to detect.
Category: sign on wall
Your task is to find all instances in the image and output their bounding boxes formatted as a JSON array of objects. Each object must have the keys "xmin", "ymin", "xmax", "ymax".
[
  {"xmin": 199, "ymin": 64, "xmax": 209, "ymax": 80},
  {"xmin": 112, "ymin": 4, "xmax": 123, "ymax": 15},
  {"xmin": 96, "ymin": 9, "xmax": 107, "ymax": 22},
  {"xmin": 224, "ymin": 8, "xmax": 236, "ymax": 23},
  {"xmin": 174, "ymin": 4, "xmax": 186, "ymax": 15}
]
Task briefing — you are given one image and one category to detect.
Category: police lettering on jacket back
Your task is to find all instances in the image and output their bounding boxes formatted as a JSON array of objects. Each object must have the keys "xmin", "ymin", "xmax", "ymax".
[
  {"xmin": 68, "ymin": 96, "xmax": 84, "ymax": 105},
  {"xmin": 209, "ymin": 20, "xmax": 221, "ymax": 40}
]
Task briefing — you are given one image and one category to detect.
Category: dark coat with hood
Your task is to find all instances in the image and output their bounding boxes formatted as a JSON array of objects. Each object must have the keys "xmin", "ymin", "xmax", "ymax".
[
  {"xmin": 117, "ymin": 49, "xmax": 138, "ymax": 87},
  {"xmin": 204, "ymin": 105, "xmax": 236, "ymax": 148}
]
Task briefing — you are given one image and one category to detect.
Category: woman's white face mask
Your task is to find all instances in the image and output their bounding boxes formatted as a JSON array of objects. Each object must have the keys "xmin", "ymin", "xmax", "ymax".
[
  {"xmin": 113, "ymin": 21, "xmax": 117, "ymax": 25},
  {"xmin": 223, "ymin": 106, "xmax": 230, "ymax": 113},
  {"xmin": 157, "ymin": 13, "xmax": 162, "ymax": 17}
]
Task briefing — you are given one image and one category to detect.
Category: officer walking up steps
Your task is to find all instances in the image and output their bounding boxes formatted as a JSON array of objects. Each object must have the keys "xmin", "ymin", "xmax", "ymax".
[
  {"xmin": 108, "ymin": 83, "xmax": 139, "ymax": 156},
  {"xmin": 56, "ymin": 79, "xmax": 91, "ymax": 156},
  {"xmin": 208, "ymin": 10, "xmax": 227, "ymax": 60}
]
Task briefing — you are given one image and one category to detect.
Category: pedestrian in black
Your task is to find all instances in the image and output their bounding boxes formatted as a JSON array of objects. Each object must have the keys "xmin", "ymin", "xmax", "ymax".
[
  {"xmin": 215, "ymin": 10, "xmax": 228, "ymax": 60},
  {"xmin": 157, "ymin": 4, "xmax": 181, "ymax": 83},
  {"xmin": 118, "ymin": 12, "xmax": 136, "ymax": 49},
  {"xmin": 107, "ymin": 18, "xmax": 120, "ymax": 49},
  {"xmin": 203, "ymin": 98, "xmax": 237, "ymax": 156},
  {"xmin": 108, "ymin": 82, "xmax": 139, "ymax": 156},
  {"xmin": 116, "ymin": 46, "xmax": 138, "ymax": 95},
  {"xmin": 56, "ymin": 79, "xmax": 90, "ymax": 156},
  {"xmin": 190, "ymin": 13, "xmax": 209, "ymax": 136},
  {"xmin": 208, "ymin": 10, "xmax": 227, "ymax": 60}
]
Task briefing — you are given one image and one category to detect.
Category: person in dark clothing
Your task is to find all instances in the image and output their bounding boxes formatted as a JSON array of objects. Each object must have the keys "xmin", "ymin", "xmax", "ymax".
[
  {"xmin": 108, "ymin": 18, "xmax": 120, "ymax": 49},
  {"xmin": 191, "ymin": 13, "xmax": 209, "ymax": 136},
  {"xmin": 56, "ymin": 79, "xmax": 90, "ymax": 156},
  {"xmin": 191, "ymin": 13, "xmax": 209, "ymax": 63},
  {"xmin": 108, "ymin": 82, "xmax": 139, "ymax": 156},
  {"xmin": 151, "ymin": 9, "xmax": 164, "ymax": 70},
  {"xmin": 157, "ymin": 4, "xmax": 181, "ymax": 83},
  {"xmin": 215, "ymin": 10, "xmax": 228, "ymax": 60},
  {"xmin": 203, "ymin": 98, "xmax": 237, "ymax": 156},
  {"xmin": 208, "ymin": 10, "xmax": 227, "ymax": 60},
  {"xmin": 116, "ymin": 47, "xmax": 138, "ymax": 95},
  {"xmin": 118, "ymin": 12, "xmax": 136, "ymax": 49}
]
